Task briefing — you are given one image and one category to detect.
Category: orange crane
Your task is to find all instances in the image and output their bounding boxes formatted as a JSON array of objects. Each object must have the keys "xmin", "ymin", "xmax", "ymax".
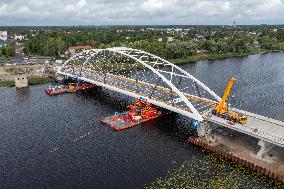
[{"xmin": 211, "ymin": 77, "xmax": 247, "ymax": 124}]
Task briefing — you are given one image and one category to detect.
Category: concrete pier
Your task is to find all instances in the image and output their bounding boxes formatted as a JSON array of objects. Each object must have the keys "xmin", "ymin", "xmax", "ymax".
[
  {"xmin": 257, "ymin": 140, "xmax": 275, "ymax": 159},
  {"xmin": 14, "ymin": 73, "xmax": 28, "ymax": 88},
  {"xmin": 196, "ymin": 122, "xmax": 209, "ymax": 137},
  {"xmin": 196, "ymin": 121, "xmax": 219, "ymax": 137}
]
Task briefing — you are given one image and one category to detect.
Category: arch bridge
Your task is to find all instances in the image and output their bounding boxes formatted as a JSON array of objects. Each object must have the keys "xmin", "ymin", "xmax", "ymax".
[{"xmin": 57, "ymin": 47, "xmax": 284, "ymax": 151}]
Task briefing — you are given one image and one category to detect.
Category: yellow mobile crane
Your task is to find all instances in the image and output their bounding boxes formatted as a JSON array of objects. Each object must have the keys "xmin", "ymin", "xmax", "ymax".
[{"xmin": 211, "ymin": 77, "xmax": 247, "ymax": 124}]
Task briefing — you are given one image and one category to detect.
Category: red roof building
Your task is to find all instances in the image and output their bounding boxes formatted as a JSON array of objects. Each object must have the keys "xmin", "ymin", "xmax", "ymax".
[
  {"xmin": 69, "ymin": 46, "xmax": 92, "ymax": 49},
  {"xmin": 68, "ymin": 46, "xmax": 92, "ymax": 56}
]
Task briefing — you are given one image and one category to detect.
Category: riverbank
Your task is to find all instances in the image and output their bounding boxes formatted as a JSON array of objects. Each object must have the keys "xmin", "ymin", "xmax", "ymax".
[
  {"xmin": 171, "ymin": 50, "xmax": 283, "ymax": 65},
  {"xmin": 146, "ymin": 153, "xmax": 283, "ymax": 188},
  {"xmin": 0, "ymin": 76, "xmax": 55, "ymax": 88},
  {"xmin": 188, "ymin": 128, "xmax": 284, "ymax": 183}
]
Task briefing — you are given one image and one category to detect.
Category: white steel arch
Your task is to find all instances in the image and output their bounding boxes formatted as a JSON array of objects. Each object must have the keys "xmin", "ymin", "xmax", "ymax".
[
  {"xmin": 121, "ymin": 48, "xmax": 222, "ymax": 102},
  {"xmin": 58, "ymin": 47, "xmax": 221, "ymax": 122}
]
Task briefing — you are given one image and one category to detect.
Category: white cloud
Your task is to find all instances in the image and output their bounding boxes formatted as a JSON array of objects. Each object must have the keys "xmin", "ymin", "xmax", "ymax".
[
  {"xmin": 141, "ymin": 0, "xmax": 175, "ymax": 12},
  {"xmin": 0, "ymin": 0, "xmax": 283, "ymax": 25}
]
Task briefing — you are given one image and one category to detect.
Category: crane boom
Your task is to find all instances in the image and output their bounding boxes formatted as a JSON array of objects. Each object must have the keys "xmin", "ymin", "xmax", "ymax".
[
  {"xmin": 216, "ymin": 77, "xmax": 236, "ymax": 114},
  {"xmin": 211, "ymin": 77, "xmax": 247, "ymax": 124}
]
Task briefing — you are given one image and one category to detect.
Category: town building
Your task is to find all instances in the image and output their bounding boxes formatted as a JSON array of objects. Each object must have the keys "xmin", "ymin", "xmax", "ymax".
[
  {"xmin": 0, "ymin": 40, "xmax": 7, "ymax": 48},
  {"xmin": 167, "ymin": 37, "xmax": 174, "ymax": 43},
  {"xmin": 13, "ymin": 35, "xmax": 26, "ymax": 41},
  {"xmin": 35, "ymin": 68, "xmax": 46, "ymax": 76},
  {"xmin": 68, "ymin": 46, "xmax": 92, "ymax": 57},
  {"xmin": 0, "ymin": 31, "xmax": 7, "ymax": 41},
  {"xmin": 55, "ymin": 59, "xmax": 64, "ymax": 65},
  {"xmin": 253, "ymin": 41, "xmax": 261, "ymax": 48},
  {"xmin": 0, "ymin": 31, "xmax": 8, "ymax": 48}
]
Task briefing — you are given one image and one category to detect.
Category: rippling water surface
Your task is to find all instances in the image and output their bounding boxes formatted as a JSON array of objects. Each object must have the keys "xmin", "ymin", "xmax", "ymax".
[{"xmin": 0, "ymin": 52, "xmax": 283, "ymax": 188}]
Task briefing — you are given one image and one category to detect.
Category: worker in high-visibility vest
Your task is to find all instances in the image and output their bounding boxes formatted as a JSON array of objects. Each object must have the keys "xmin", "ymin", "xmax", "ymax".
[{"xmin": 134, "ymin": 99, "xmax": 142, "ymax": 106}]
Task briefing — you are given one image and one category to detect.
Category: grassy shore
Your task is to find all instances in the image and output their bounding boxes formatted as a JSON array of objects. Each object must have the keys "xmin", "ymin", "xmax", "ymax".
[
  {"xmin": 0, "ymin": 80, "xmax": 15, "ymax": 88},
  {"xmin": 145, "ymin": 154, "xmax": 282, "ymax": 189},
  {"xmin": 171, "ymin": 48, "xmax": 264, "ymax": 65},
  {"xmin": 27, "ymin": 76, "xmax": 55, "ymax": 85},
  {"xmin": 0, "ymin": 76, "xmax": 55, "ymax": 88}
]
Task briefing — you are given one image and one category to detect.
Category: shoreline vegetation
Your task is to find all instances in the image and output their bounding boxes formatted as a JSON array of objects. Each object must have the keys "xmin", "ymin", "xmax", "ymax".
[
  {"xmin": 145, "ymin": 154, "xmax": 283, "ymax": 189},
  {"xmin": 172, "ymin": 49, "xmax": 283, "ymax": 65},
  {"xmin": 0, "ymin": 76, "xmax": 56, "ymax": 88}
]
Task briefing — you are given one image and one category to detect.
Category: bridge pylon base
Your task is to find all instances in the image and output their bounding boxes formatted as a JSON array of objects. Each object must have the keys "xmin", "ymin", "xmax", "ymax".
[
  {"xmin": 256, "ymin": 140, "xmax": 275, "ymax": 159},
  {"xmin": 196, "ymin": 122, "xmax": 211, "ymax": 137}
]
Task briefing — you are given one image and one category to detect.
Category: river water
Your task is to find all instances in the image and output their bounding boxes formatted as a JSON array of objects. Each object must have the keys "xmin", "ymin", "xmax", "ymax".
[{"xmin": 0, "ymin": 52, "xmax": 283, "ymax": 188}]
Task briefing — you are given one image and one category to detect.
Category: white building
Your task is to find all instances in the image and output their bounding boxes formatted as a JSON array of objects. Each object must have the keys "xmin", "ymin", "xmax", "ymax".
[
  {"xmin": 14, "ymin": 35, "xmax": 26, "ymax": 41},
  {"xmin": 68, "ymin": 46, "xmax": 92, "ymax": 57},
  {"xmin": 55, "ymin": 59, "xmax": 64, "ymax": 65},
  {"xmin": 0, "ymin": 31, "xmax": 7, "ymax": 41},
  {"xmin": 167, "ymin": 37, "xmax": 174, "ymax": 43}
]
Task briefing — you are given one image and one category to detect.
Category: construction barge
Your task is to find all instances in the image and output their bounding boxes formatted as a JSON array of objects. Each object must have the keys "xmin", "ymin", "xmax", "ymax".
[
  {"xmin": 101, "ymin": 98, "xmax": 166, "ymax": 131},
  {"xmin": 45, "ymin": 82, "xmax": 96, "ymax": 95}
]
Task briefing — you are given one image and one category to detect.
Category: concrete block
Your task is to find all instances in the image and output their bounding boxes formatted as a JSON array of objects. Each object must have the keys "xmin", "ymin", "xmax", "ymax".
[{"xmin": 14, "ymin": 74, "xmax": 28, "ymax": 88}]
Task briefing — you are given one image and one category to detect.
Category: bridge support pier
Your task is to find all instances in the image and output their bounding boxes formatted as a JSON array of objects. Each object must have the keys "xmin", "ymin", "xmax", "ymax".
[
  {"xmin": 256, "ymin": 140, "xmax": 275, "ymax": 159},
  {"xmin": 196, "ymin": 122, "xmax": 211, "ymax": 137}
]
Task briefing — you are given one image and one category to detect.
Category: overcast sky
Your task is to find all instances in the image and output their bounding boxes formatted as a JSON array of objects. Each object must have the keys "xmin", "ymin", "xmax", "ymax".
[{"xmin": 0, "ymin": 0, "xmax": 284, "ymax": 26}]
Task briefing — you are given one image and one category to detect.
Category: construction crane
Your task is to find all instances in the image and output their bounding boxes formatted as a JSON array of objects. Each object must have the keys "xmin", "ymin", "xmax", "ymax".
[{"xmin": 211, "ymin": 77, "xmax": 247, "ymax": 124}]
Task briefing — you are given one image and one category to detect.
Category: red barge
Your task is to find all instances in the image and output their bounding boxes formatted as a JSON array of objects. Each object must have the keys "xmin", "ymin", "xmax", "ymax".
[
  {"xmin": 45, "ymin": 82, "xmax": 96, "ymax": 95},
  {"xmin": 101, "ymin": 99, "xmax": 166, "ymax": 131}
]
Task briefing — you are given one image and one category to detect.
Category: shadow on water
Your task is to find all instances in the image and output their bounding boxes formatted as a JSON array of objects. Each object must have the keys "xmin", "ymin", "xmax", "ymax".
[{"xmin": 15, "ymin": 87, "xmax": 30, "ymax": 99}]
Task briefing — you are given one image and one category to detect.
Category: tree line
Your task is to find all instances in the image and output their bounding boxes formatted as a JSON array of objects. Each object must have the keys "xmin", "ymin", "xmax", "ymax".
[{"xmin": 21, "ymin": 26, "xmax": 284, "ymax": 60}]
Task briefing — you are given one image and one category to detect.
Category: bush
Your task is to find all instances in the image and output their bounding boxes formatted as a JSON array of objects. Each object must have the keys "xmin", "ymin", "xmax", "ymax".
[
  {"xmin": 27, "ymin": 76, "xmax": 55, "ymax": 85},
  {"xmin": 0, "ymin": 80, "xmax": 15, "ymax": 88}
]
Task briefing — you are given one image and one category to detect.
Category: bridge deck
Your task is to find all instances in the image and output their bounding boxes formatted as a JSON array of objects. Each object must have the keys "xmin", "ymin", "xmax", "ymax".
[
  {"xmin": 202, "ymin": 110, "xmax": 284, "ymax": 147},
  {"xmin": 58, "ymin": 70, "xmax": 284, "ymax": 147}
]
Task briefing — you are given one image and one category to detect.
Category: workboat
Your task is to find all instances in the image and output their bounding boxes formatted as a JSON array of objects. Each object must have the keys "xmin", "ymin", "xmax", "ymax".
[
  {"xmin": 45, "ymin": 82, "xmax": 96, "ymax": 95},
  {"xmin": 75, "ymin": 82, "xmax": 96, "ymax": 92},
  {"xmin": 45, "ymin": 84, "xmax": 67, "ymax": 95}
]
